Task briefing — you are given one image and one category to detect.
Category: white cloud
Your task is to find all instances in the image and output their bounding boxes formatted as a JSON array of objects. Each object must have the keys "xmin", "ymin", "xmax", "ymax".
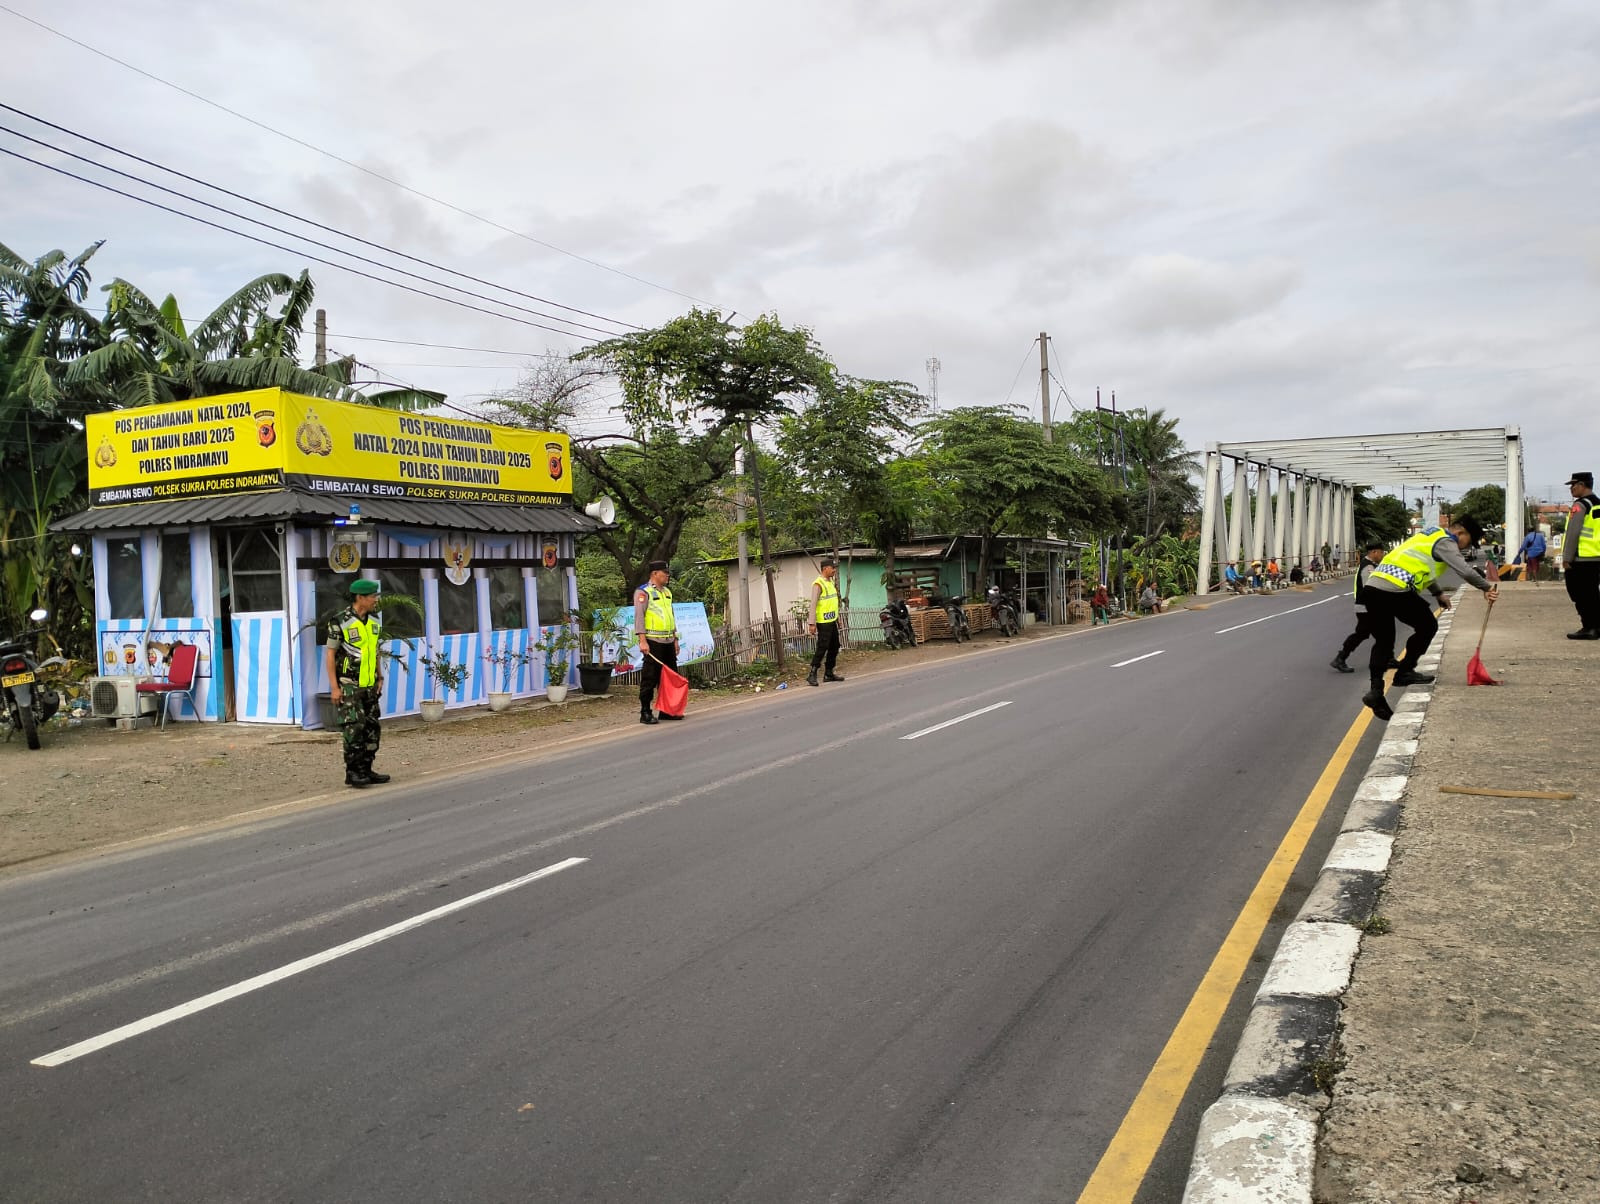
[{"xmin": 2, "ymin": 0, "xmax": 1596, "ymax": 495}]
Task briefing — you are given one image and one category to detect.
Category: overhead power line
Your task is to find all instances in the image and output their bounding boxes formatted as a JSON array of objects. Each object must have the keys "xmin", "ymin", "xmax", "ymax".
[
  {"xmin": 0, "ymin": 118, "xmax": 626, "ymax": 341},
  {"xmin": 0, "ymin": 102, "xmax": 638, "ymax": 335},
  {"xmin": 0, "ymin": 145, "xmax": 608, "ymax": 345},
  {"xmin": 0, "ymin": 3, "xmax": 714, "ymax": 308}
]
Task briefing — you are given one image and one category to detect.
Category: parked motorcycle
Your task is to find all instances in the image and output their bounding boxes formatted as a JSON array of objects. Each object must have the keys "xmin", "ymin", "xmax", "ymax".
[
  {"xmin": 879, "ymin": 598, "xmax": 916, "ymax": 649},
  {"xmin": 931, "ymin": 594, "xmax": 971, "ymax": 642},
  {"xmin": 987, "ymin": 586, "xmax": 1021, "ymax": 638},
  {"xmin": 2, "ymin": 608, "xmax": 59, "ymax": 750}
]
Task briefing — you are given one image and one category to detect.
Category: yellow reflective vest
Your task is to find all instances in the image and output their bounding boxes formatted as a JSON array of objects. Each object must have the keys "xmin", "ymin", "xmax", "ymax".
[
  {"xmin": 813, "ymin": 575, "xmax": 839, "ymax": 623},
  {"xmin": 334, "ymin": 612, "xmax": 380, "ymax": 687},
  {"xmin": 1371, "ymin": 528, "xmax": 1449, "ymax": 593},
  {"xmin": 640, "ymin": 584, "xmax": 676, "ymax": 637},
  {"xmin": 1575, "ymin": 497, "xmax": 1600, "ymax": 559}
]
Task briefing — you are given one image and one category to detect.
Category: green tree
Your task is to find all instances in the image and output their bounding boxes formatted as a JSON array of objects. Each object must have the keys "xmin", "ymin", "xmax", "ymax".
[
  {"xmin": 69, "ymin": 274, "xmax": 438, "ymax": 409},
  {"xmin": 770, "ymin": 373, "xmax": 925, "ymax": 584},
  {"xmin": 568, "ymin": 309, "xmax": 834, "ymax": 586},
  {"xmin": 917, "ymin": 405, "xmax": 1118, "ymax": 589},
  {"xmin": 1353, "ymin": 490, "xmax": 1410, "ymax": 546},
  {"xmin": 1, "ymin": 241, "xmax": 113, "ymax": 652},
  {"xmin": 1451, "ymin": 484, "xmax": 1505, "ymax": 532}
]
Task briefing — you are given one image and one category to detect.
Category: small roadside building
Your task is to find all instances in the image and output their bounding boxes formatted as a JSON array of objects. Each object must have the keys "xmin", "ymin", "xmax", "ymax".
[
  {"xmin": 54, "ymin": 388, "xmax": 604, "ymax": 727},
  {"xmin": 707, "ymin": 535, "xmax": 1089, "ymax": 630}
]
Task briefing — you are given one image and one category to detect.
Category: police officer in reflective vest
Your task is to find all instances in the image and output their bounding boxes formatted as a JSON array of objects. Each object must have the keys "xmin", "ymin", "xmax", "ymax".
[
  {"xmin": 1330, "ymin": 541, "xmax": 1388, "ymax": 673},
  {"xmin": 806, "ymin": 557, "xmax": 845, "ymax": 687},
  {"xmin": 1360, "ymin": 516, "xmax": 1497, "ymax": 720},
  {"xmin": 325, "ymin": 578, "xmax": 390, "ymax": 787},
  {"xmin": 1560, "ymin": 471, "xmax": 1600, "ymax": 639},
  {"xmin": 635, "ymin": 560, "xmax": 680, "ymax": 724}
]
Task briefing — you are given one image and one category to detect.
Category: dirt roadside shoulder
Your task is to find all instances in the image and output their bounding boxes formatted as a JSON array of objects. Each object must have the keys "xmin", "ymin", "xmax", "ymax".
[{"xmin": 1315, "ymin": 582, "xmax": 1600, "ymax": 1201}]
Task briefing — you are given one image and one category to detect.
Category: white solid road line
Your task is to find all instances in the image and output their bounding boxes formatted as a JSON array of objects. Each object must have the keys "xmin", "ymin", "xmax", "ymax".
[
  {"xmin": 1111, "ymin": 650, "xmax": 1165, "ymax": 668},
  {"xmin": 1215, "ymin": 595, "xmax": 1338, "ymax": 634},
  {"xmin": 31, "ymin": 856, "xmax": 589, "ymax": 1068},
  {"xmin": 901, "ymin": 700, "xmax": 1013, "ymax": 741}
]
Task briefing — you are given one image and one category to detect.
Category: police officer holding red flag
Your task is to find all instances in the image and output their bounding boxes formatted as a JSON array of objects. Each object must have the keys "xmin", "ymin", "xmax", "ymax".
[{"xmin": 635, "ymin": 560, "xmax": 680, "ymax": 724}]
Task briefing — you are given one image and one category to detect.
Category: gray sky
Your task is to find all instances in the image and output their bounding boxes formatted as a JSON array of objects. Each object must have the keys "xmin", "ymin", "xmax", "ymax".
[{"xmin": 5, "ymin": 0, "xmax": 1596, "ymax": 500}]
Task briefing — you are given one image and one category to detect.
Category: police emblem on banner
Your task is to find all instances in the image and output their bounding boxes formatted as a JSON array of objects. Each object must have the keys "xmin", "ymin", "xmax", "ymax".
[
  {"xmin": 295, "ymin": 408, "xmax": 333, "ymax": 456},
  {"xmin": 442, "ymin": 531, "xmax": 473, "ymax": 586},
  {"xmin": 328, "ymin": 540, "xmax": 362, "ymax": 574},
  {"xmin": 254, "ymin": 407, "xmax": 278, "ymax": 448},
  {"xmin": 542, "ymin": 540, "xmax": 559, "ymax": 569}
]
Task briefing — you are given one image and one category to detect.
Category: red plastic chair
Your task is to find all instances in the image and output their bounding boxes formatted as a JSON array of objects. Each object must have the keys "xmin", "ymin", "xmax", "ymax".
[{"xmin": 137, "ymin": 643, "xmax": 200, "ymax": 729}]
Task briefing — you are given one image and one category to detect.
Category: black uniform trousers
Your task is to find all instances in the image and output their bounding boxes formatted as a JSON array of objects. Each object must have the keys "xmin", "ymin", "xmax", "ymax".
[
  {"xmin": 639, "ymin": 637, "xmax": 677, "ymax": 714},
  {"xmin": 1565, "ymin": 561, "xmax": 1600, "ymax": 631},
  {"xmin": 1337, "ymin": 610, "xmax": 1378, "ymax": 660},
  {"xmin": 1362, "ymin": 586, "xmax": 1438, "ymax": 688},
  {"xmin": 810, "ymin": 621, "xmax": 840, "ymax": 673}
]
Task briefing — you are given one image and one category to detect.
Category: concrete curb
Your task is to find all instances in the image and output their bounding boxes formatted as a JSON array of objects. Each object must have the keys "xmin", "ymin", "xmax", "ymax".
[{"xmin": 1181, "ymin": 589, "xmax": 1463, "ymax": 1203}]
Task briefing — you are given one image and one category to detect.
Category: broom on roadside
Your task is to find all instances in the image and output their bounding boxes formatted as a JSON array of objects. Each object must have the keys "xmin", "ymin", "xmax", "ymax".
[{"xmin": 1466, "ymin": 561, "xmax": 1501, "ymax": 686}]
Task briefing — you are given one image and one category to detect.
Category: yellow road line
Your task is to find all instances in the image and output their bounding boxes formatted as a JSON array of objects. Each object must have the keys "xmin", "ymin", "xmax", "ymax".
[{"xmin": 1074, "ymin": 703, "xmax": 1374, "ymax": 1203}]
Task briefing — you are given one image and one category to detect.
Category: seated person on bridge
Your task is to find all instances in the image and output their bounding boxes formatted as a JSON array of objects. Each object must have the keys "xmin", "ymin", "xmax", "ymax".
[
  {"xmin": 1138, "ymin": 585, "xmax": 1162, "ymax": 614},
  {"xmin": 1222, "ymin": 562, "xmax": 1245, "ymax": 593},
  {"xmin": 1289, "ymin": 564, "xmax": 1305, "ymax": 584}
]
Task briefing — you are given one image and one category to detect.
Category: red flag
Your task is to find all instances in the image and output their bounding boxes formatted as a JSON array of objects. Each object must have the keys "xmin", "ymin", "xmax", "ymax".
[
  {"xmin": 1486, "ymin": 559, "xmax": 1500, "ymax": 582},
  {"xmin": 656, "ymin": 665, "xmax": 689, "ymax": 716}
]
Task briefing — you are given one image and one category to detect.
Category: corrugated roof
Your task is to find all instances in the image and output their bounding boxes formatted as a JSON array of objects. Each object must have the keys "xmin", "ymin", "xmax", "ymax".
[{"xmin": 53, "ymin": 490, "xmax": 604, "ymax": 534}]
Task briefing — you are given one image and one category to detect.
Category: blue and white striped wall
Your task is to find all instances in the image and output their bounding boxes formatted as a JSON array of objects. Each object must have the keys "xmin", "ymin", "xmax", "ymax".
[{"xmin": 231, "ymin": 613, "xmax": 294, "ymax": 724}]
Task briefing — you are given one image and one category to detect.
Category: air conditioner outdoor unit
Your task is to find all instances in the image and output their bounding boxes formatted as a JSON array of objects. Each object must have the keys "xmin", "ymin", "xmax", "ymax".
[{"xmin": 89, "ymin": 675, "xmax": 156, "ymax": 719}]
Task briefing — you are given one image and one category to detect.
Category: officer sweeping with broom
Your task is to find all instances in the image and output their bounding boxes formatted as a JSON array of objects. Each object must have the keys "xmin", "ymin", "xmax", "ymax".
[{"xmin": 1360, "ymin": 516, "xmax": 1497, "ymax": 721}]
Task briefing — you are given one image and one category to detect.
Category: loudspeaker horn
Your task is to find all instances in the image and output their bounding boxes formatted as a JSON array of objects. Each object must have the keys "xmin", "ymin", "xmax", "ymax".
[{"xmin": 583, "ymin": 496, "xmax": 616, "ymax": 525}]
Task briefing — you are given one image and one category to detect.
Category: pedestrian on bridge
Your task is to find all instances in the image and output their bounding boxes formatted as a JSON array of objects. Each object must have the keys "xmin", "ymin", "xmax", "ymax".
[
  {"xmin": 1560, "ymin": 471, "xmax": 1599, "ymax": 639},
  {"xmin": 1330, "ymin": 541, "xmax": 1387, "ymax": 673},
  {"xmin": 1360, "ymin": 516, "xmax": 1498, "ymax": 721}
]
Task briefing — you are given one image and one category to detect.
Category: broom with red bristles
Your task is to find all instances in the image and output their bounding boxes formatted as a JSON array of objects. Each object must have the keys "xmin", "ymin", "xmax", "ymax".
[{"xmin": 1466, "ymin": 560, "xmax": 1501, "ymax": 686}]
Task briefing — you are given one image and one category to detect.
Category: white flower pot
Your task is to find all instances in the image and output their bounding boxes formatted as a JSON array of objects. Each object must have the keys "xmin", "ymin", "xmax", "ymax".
[
  {"xmin": 545, "ymin": 683, "xmax": 569, "ymax": 704},
  {"xmin": 419, "ymin": 699, "xmax": 446, "ymax": 722},
  {"xmin": 487, "ymin": 691, "xmax": 513, "ymax": 712}
]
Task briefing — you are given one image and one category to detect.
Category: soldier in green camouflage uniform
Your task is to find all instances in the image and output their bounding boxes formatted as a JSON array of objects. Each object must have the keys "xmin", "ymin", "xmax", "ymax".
[{"xmin": 324, "ymin": 578, "xmax": 390, "ymax": 788}]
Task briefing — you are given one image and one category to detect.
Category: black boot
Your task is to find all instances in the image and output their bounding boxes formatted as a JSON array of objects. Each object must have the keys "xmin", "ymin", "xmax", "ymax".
[
  {"xmin": 805, "ymin": 670, "xmax": 819, "ymax": 687},
  {"xmin": 1361, "ymin": 688, "xmax": 1393, "ymax": 721},
  {"xmin": 1392, "ymin": 668, "xmax": 1435, "ymax": 685},
  {"xmin": 824, "ymin": 672, "xmax": 845, "ymax": 682},
  {"xmin": 345, "ymin": 768, "xmax": 373, "ymax": 788},
  {"xmin": 1330, "ymin": 656, "xmax": 1353, "ymax": 673},
  {"xmin": 364, "ymin": 758, "xmax": 391, "ymax": 784},
  {"xmin": 640, "ymin": 710, "xmax": 658, "ymax": 725}
]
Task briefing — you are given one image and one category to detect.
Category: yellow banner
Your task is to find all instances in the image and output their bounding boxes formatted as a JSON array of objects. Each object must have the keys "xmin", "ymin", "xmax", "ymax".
[{"xmin": 86, "ymin": 389, "xmax": 572, "ymax": 507}]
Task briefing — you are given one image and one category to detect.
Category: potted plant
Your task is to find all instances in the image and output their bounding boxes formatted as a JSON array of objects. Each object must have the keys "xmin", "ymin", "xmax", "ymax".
[
  {"xmin": 575, "ymin": 605, "xmax": 631, "ymax": 696},
  {"xmin": 534, "ymin": 624, "xmax": 582, "ymax": 704},
  {"xmin": 481, "ymin": 644, "xmax": 533, "ymax": 712},
  {"xmin": 417, "ymin": 649, "xmax": 469, "ymax": 722}
]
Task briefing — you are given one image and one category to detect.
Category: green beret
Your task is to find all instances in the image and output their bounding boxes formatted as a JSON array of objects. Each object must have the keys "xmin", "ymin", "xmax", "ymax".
[{"xmin": 349, "ymin": 578, "xmax": 380, "ymax": 595}]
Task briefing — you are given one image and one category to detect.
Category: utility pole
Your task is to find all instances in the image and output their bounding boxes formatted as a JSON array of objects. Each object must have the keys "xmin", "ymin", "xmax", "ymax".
[
  {"xmin": 314, "ymin": 308, "xmax": 327, "ymax": 369},
  {"xmin": 744, "ymin": 424, "xmax": 785, "ymax": 669},
  {"xmin": 1038, "ymin": 332, "xmax": 1052, "ymax": 442},
  {"xmin": 734, "ymin": 443, "xmax": 753, "ymax": 658}
]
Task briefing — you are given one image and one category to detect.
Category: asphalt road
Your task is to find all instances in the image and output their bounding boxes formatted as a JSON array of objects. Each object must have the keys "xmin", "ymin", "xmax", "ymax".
[{"xmin": 0, "ymin": 582, "xmax": 1386, "ymax": 1203}]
